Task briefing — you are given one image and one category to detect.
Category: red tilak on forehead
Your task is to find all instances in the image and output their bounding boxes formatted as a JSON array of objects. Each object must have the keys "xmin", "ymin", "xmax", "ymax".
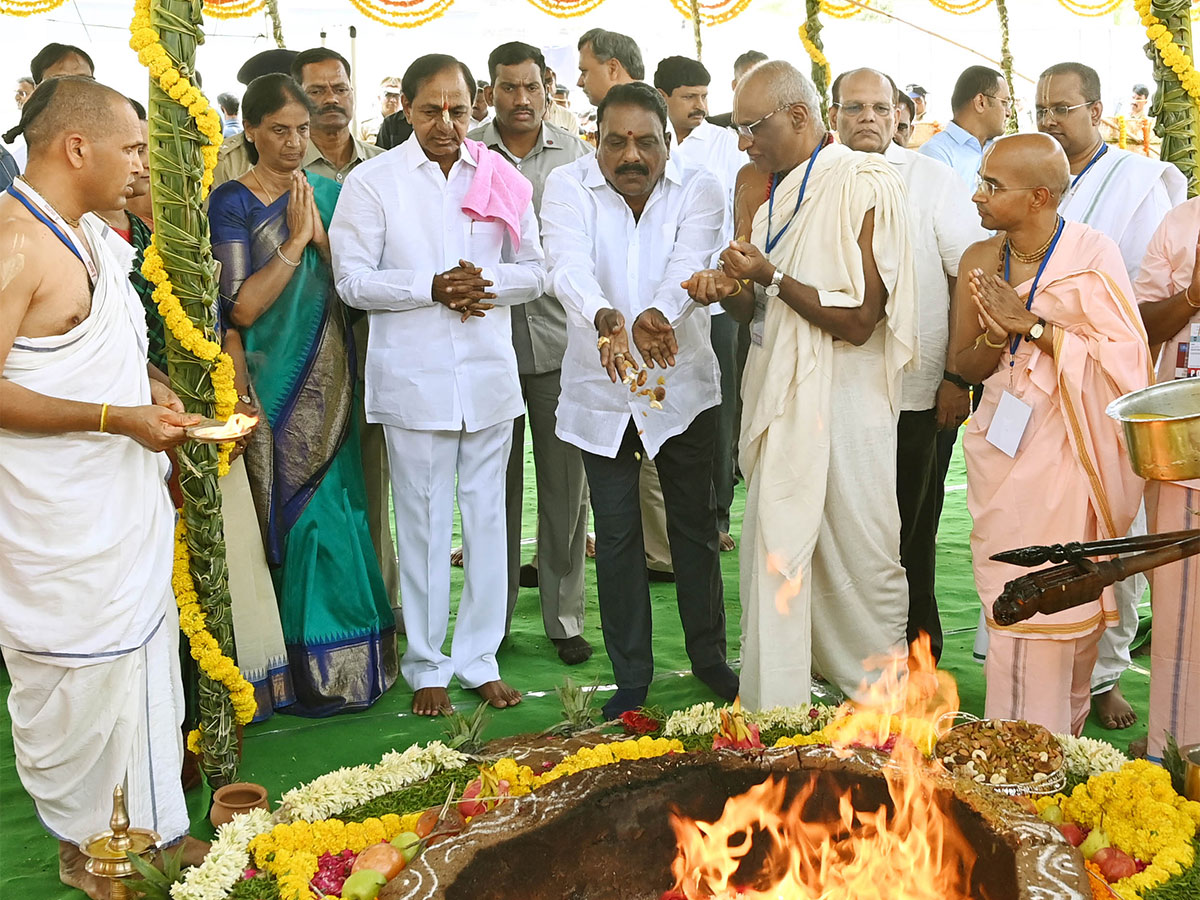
[{"xmin": 627, "ymin": 130, "xmax": 633, "ymax": 136}]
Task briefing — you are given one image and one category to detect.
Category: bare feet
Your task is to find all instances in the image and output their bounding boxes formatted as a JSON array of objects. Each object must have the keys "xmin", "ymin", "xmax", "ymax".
[
  {"xmin": 58, "ymin": 842, "xmax": 112, "ymax": 900},
  {"xmin": 719, "ymin": 532, "xmax": 735, "ymax": 552},
  {"xmin": 450, "ymin": 547, "xmax": 463, "ymax": 567},
  {"xmin": 1093, "ymin": 684, "xmax": 1137, "ymax": 729},
  {"xmin": 586, "ymin": 533, "xmax": 596, "ymax": 559},
  {"xmin": 413, "ymin": 687, "xmax": 454, "ymax": 716},
  {"xmin": 473, "ymin": 679, "xmax": 521, "ymax": 709}
]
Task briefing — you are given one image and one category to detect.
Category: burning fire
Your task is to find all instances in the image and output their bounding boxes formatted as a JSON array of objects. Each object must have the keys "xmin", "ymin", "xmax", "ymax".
[{"xmin": 668, "ymin": 635, "xmax": 972, "ymax": 899}]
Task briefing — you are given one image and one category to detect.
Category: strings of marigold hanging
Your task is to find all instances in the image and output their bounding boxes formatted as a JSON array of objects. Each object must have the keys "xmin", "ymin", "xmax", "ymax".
[
  {"xmin": 525, "ymin": 0, "xmax": 608, "ymax": 17},
  {"xmin": 202, "ymin": 0, "xmax": 264, "ymax": 19},
  {"xmin": 0, "ymin": 0, "xmax": 68, "ymax": 15},
  {"xmin": 1056, "ymin": 0, "xmax": 1125, "ymax": 16},
  {"xmin": 668, "ymin": 0, "xmax": 754, "ymax": 26},
  {"xmin": 348, "ymin": 0, "xmax": 456, "ymax": 29}
]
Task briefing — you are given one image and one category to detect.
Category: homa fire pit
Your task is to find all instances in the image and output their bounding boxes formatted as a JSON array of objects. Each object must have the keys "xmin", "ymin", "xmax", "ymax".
[{"xmin": 383, "ymin": 747, "xmax": 1089, "ymax": 900}]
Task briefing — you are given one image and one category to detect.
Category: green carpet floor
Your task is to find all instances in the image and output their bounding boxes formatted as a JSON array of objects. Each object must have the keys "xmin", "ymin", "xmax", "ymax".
[{"xmin": 0, "ymin": 438, "xmax": 1150, "ymax": 897}]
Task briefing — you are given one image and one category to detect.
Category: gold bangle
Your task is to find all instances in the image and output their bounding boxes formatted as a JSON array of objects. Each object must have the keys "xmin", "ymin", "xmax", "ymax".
[
  {"xmin": 1186, "ymin": 284, "xmax": 1200, "ymax": 309},
  {"xmin": 729, "ymin": 279, "xmax": 746, "ymax": 298},
  {"xmin": 99, "ymin": 403, "xmax": 110, "ymax": 433},
  {"xmin": 979, "ymin": 332, "xmax": 1007, "ymax": 350}
]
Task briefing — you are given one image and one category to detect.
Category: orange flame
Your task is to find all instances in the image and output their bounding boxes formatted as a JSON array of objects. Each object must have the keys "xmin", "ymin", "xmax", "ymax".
[
  {"xmin": 669, "ymin": 636, "xmax": 971, "ymax": 899},
  {"xmin": 765, "ymin": 552, "xmax": 803, "ymax": 616}
]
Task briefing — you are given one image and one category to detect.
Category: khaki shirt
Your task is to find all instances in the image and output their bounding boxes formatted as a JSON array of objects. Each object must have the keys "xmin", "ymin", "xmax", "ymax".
[
  {"xmin": 468, "ymin": 119, "xmax": 591, "ymax": 374},
  {"xmin": 210, "ymin": 131, "xmax": 382, "ymax": 189}
]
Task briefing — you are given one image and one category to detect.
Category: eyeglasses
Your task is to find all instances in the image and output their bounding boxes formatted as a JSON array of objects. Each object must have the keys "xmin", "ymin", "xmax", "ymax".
[
  {"xmin": 734, "ymin": 102, "xmax": 797, "ymax": 140},
  {"xmin": 974, "ymin": 174, "xmax": 1042, "ymax": 198},
  {"xmin": 831, "ymin": 102, "xmax": 894, "ymax": 118},
  {"xmin": 1034, "ymin": 101, "xmax": 1095, "ymax": 121},
  {"xmin": 984, "ymin": 94, "xmax": 1012, "ymax": 111}
]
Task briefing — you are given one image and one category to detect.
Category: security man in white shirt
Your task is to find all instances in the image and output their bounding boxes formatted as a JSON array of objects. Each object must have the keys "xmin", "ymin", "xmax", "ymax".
[
  {"xmin": 330, "ymin": 55, "xmax": 545, "ymax": 718},
  {"xmin": 541, "ymin": 82, "xmax": 739, "ymax": 720}
]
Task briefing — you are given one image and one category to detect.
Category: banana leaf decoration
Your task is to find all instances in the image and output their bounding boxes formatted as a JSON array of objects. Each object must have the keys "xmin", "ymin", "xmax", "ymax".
[
  {"xmin": 806, "ymin": 0, "xmax": 831, "ymax": 128},
  {"xmin": 147, "ymin": 0, "xmax": 240, "ymax": 785},
  {"xmin": 1148, "ymin": 0, "xmax": 1198, "ymax": 197}
]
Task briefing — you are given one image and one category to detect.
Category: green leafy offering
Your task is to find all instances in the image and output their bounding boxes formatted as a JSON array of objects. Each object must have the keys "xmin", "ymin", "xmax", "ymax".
[
  {"xmin": 119, "ymin": 847, "xmax": 185, "ymax": 900},
  {"xmin": 1164, "ymin": 733, "xmax": 1186, "ymax": 797},
  {"xmin": 544, "ymin": 676, "xmax": 602, "ymax": 736},
  {"xmin": 1144, "ymin": 840, "xmax": 1200, "ymax": 900},
  {"xmin": 229, "ymin": 873, "xmax": 283, "ymax": 900},
  {"xmin": 441, "ymin": 701, "xmax": 492, "ymax": 753},
  {"xmin": 339, "ymin": 766, "xmax": 481, "ymax": 823}
]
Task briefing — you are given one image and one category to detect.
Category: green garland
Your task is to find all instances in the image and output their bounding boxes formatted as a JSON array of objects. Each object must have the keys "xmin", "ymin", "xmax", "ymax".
[
  {"xmin": 805, "ymin": 0, "xmax": 830, "ymax": 128},
  {"xmin": 149, "ymin": 0, "xmax": 239, "ymax": 784},
  {"xmin": 1148, "ymin": 0, "xmax": 1198, "ymax": 196},
  {"xmin": 338, "ymin": 766, "xmax": 481, "ymax": 823}
]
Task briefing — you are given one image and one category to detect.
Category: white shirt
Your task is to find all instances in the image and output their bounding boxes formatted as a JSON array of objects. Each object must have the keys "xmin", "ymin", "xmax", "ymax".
[
  {"xmin": 541, "ymin": 154, "xmax": 725, "ymax": 458},
  {"xmin": 669, "ymin": 119, "xmax": 747, "ymax": 316},
  {"xmin": 330, "ymin": 136, "xmax": 546, "ymax": 432},
  {"xmin": 885, "ymin": 143, "xmax": 987, "ymax": 410}
]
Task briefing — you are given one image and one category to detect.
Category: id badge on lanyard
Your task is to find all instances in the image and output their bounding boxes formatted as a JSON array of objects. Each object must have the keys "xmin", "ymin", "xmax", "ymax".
[{"xmin": 6, "ymin": 179, "xmax": 99, "ymax": 286}]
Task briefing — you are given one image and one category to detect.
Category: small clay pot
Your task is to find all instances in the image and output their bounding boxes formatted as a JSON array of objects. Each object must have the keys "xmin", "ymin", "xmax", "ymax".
[{"xmin": 210, "ymin": 782, "xmax": 270, "ymax": 828}]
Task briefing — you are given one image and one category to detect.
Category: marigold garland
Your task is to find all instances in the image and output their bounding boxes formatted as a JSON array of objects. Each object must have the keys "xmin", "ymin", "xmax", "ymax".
[
  {"xmin": 173, "ymin": 520, "xmax": 257, "ymax": 726},
  {"xmin": 1056, "ymin": 0, "xmax": 1123, "ymax": 15},
  {"xmin": 141, "ymin": 241, "xmax": 238, "ymax": 475},
  {"xmin": 347, "ymin": 0, "xmax": 455, "ymax": 28},
  {"xmin": 1138, "ymin": 0, "xmax": 1200, "ymax": 104},
  {"xmin": 0, "ymin": 0, "xmax": 69, "ymax": 14},
  {"xmin": 203, "ymin": 0, "xmax": 265, "ymax": 18},
  {"xmin": 668, "ymin": 0, "xmax": 755, "ymax": 26},
  {"xmin": 1118, "ymin": 113, "xmax": 1129, "ymax": 149},
  {"xmin": 800, "ymin": 23, "xmax": 833, "ymax": 87},
  {"xmin": 820, "ymin": 0, "xmax": 863, "ymax": 18},
  {"xmin": 927, "ymin": 0, "xmax": 993, "ymax": 13},
  {"xmin": 524, "ymin": 0, "xmax": 607, "ymax": 16}
]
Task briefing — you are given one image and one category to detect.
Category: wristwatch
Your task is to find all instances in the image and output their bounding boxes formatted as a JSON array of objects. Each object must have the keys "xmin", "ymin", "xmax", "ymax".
[
  {"xmin": 942, "ymin": 370, "xmax": 971, "ymax": 391},
  {"xmin": 1026, "ymin": 318, "xmax": 1046, "ymax": 341},
  {"xmin": 765, "ymin": 266, "xmax": 785, "ymax": 298},
  {"xmin": 238, "ymin": 393, "xmax": 252, "ymax": 406}
]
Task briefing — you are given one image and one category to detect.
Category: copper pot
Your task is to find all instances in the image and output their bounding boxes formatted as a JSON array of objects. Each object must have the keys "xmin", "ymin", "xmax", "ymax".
[{"xmin": 210, "ymin": 782, "xmax": 270, "ymax": 828}]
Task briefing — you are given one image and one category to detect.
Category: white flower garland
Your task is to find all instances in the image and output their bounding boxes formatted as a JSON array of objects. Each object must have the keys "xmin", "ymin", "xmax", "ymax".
[
  {"xmin": 274, "ymin": 740, "xmax": 470, "ymax": 823},
  {"xmin": 170, "ymin": 807, "xmax": 273, "ymax": 900},
  {"xmin": 663, "ymin": 702, "xmax": 838, "ymax": 738},
  {"xmin": 1055, "ymin": 733, "xmax": 1129, "ymax": 782}
]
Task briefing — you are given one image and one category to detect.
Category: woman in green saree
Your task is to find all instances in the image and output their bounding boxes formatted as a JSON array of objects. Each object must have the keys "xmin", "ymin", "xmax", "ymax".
[{"xmin": 209, "ymin": 74, "xmax": 396, "ymax": 716}]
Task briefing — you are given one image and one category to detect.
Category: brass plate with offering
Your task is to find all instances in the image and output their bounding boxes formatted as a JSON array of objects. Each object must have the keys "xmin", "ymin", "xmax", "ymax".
[
  {"xmin": 934, "ymin": 712, "xmax": 1066, "ymax": 796},
  {"xmin": 186, "ymin": 412, "xmax": 258, "ymax": 443}
]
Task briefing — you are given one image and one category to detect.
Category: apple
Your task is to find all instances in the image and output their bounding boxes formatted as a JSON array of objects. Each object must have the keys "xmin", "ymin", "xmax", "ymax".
[
  {"xmin": 1079, "ymin": 827, "xmax": 1111, "ymax": 861},
  {"xmin": 341, "ymin": 869, "xmax": 387, "ymax": 900},
  {"xmin": 1093, "ymin": 847, "xmax": 1139, "ymax": 882},
  {"xmin": 391, "ymin": 831, "xmax": 422, "ymax": 864},
  {"xmin": 1058, "ymin": 823, "xmax": 1086, "ymax": 847},
  {"xmin": 350, "ymin": 842, "xmax": 405, "ymax": 880},
  {"xmin": 1038, "ymin": 804, "xmax": 1064, "ymax": 825}
]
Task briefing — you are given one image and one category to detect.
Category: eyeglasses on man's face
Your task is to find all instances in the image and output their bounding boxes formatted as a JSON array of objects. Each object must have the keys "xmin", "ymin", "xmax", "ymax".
[
  {"xmin": 984, "ymin": 93, "xmax": 1012, "ymax": 111},
  {"xmin": 734, "ymin": 102, "xmax": 796, "ymax": 140},
  {"xmin": 831, "ymin": 102, "xmax": 894, "ymax": 119},
  {"xmin": 1034, "ymin": 101, "xmax": 1095, "ymax": 122},
  {"xmin": 973, "ymin": 174, "xmax": 1042, "ymax": 199}
]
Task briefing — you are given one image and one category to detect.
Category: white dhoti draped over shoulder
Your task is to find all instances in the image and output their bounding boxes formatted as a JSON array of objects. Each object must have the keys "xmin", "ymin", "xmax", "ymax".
[
  {"xmin": 0, "ymin": 213, "xmax": 186, "ymax": 844},
  {"xmin": 738, "ymin": 144, "xmax": 918, "ymax": 710}
]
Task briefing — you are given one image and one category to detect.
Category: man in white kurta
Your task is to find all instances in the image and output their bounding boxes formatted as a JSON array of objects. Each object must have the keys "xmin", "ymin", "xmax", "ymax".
[
  {"xmin": 1036, "ymin": 61, "xmax": 1185, "ymax": 729},
  {"xmin": 687, "ymin": 61, "xmax": 917, "ymax": 709},
  {"xmin": 0, "ymin": 77, "xmax": 195, "ymax": 896},
  {"xmin": 330, "ymin": 56, "xmax": 545, "ymax": 717}
]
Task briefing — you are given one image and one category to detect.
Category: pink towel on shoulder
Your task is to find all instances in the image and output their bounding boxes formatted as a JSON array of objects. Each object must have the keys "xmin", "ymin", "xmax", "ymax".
[{"xmin": 460, "ymin": 138, "xmax": 534, "ymax": 251}]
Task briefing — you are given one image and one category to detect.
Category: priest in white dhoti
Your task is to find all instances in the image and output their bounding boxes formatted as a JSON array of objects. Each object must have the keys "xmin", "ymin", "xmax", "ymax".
[
  {"xmin": 0, "ymin": 77, "xmax": 199, "ymax": 897},
  {"xmin": 1032, "ymin": 61, "xmax": 1185, "ymax": 730},
  {"xmin": 685, "ymin": 61, "xmax": 917, "ymax": 709},
  {"xmin": 330, "ymin": 55, "xmax": 544, "ymax": 718}
]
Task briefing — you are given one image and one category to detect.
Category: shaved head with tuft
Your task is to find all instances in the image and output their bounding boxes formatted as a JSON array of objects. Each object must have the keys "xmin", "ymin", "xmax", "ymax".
[{"xmin": 16, "ymin": 76, "xmax": 133, "ymax": 154}]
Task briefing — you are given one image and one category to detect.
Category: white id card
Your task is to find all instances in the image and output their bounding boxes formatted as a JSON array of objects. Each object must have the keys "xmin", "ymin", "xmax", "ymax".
[
  {"xmin": 985, "ymin": 390, "xmax": 1033, "ymax": 458},
  {"xmin": 750, "ymin": 291, "xmax": 766, "ymax": 346}
]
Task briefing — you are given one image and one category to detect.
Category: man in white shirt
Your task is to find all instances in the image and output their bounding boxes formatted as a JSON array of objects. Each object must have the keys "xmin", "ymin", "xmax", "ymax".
[
  {"xmin": 831, "ymin": 68, "xmax": 985, "ymax": 662},
  {"xmin": 331, "ymin": 54, "xmax": 546, "ymax": 717},
  {"xmin": 542, "ymin": 82, "xmax": 737, "ymax": 719},
  {"xmin": 576, "ymin": 28, "xmax": 642, "ymax": 108},
  {"xmin": 654, "ymin": 55, "xmax": 747, "ymax": 552},
  {"xmin": 1036, "ymin": 60, "xmax": 1185, "ymax": 731}
]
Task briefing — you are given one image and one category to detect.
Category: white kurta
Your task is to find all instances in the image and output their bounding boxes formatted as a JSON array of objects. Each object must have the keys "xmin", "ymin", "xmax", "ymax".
[
  {"xmin": 739, "ymin": 143, "xmax": 918, "ymax": 709},
  {"xmin": 0, "ymin": 213, "xmax": 186, "ymax": 843}
]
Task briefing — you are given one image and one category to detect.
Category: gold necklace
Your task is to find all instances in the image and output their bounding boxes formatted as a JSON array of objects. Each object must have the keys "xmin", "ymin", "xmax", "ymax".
[
  {"xmin": 250, "ymin": 167, "xmax": 278, "ymax": 205},
  {"xmin": 1005, "ymin": 216, "xmax": 1062, "ymax": 265},
  {"xmin": 17, "ymin": 175, "xmax": 81, "ymax": 226}
]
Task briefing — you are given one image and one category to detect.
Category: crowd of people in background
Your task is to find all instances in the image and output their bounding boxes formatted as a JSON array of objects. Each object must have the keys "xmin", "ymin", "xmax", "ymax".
[{"xmin": 1, "ymin": 31, "xmax": 1198, "ymax": 899}]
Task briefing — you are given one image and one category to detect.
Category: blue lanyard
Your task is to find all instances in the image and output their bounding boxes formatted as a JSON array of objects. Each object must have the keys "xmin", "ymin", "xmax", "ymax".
[
  {"xmin": 1070, "ymin": 142, "xmax": 1107, "ymax": 190},
  {"xmin": 5, "ymin": 184, "xmax": 86, "ymax": 267},
  {"xmin": 1003, "ymin": 217, "xmax": 1064, "ymax": 365},
  {"xmin": 765, "ymin": 139, "xmax": 825, "ymax": 254}
]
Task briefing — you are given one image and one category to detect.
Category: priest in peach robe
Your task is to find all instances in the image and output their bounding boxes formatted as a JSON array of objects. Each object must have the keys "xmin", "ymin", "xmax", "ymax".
[
  {"xmin": 949, "ymin": 134, "xmax": 1151, "ymax": 736},
  {"xmin": 1132, "ymin": 196, "xmax": 1200, "ymax": 761}
]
